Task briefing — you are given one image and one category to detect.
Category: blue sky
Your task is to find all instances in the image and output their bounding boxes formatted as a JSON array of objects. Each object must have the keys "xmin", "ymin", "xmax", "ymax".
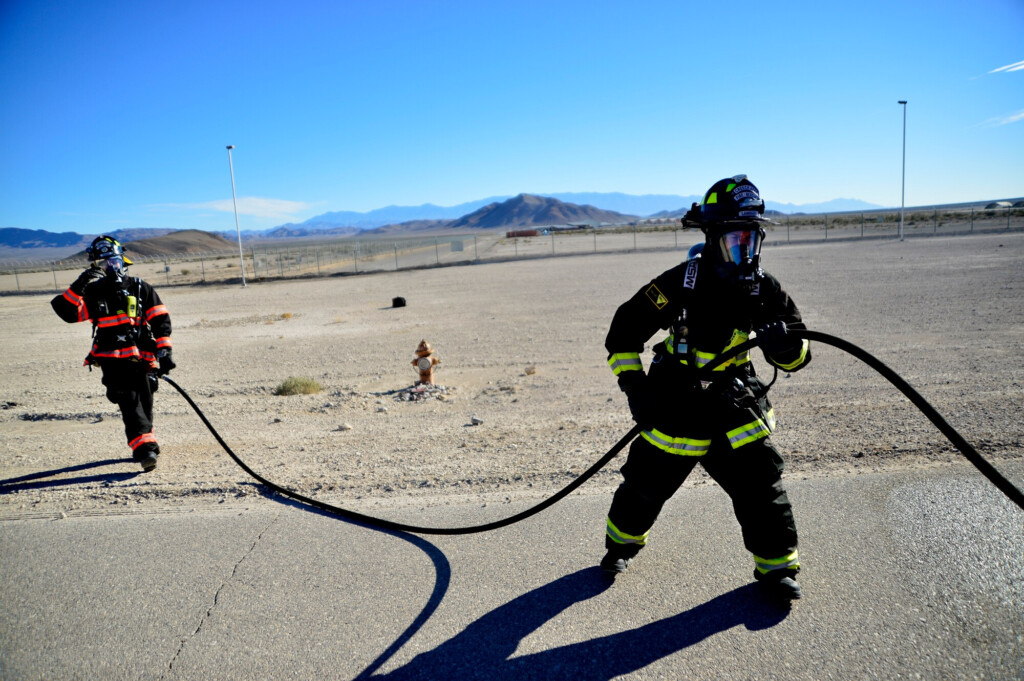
[{"xmin": 1, "ymin": 0, "xmax": 1021, "ymax": 233}]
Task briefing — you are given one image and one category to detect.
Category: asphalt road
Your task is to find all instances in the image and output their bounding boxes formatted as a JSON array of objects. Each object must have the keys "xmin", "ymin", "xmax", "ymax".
[{"xmin": 2, "ymin": 463, "xmax": 1022, "ymax": 681}]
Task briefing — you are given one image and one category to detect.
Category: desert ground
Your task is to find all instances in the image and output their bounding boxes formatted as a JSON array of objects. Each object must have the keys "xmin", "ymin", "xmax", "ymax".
[{"xmin": 1, "ymin": 231, "xmax": 1022, "ymax": 521}]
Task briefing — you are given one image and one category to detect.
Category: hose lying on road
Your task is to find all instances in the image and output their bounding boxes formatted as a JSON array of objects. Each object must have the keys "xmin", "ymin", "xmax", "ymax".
[{"xmin": 161, "ymin": 328, "xmax": 1024, "ymax": 534}]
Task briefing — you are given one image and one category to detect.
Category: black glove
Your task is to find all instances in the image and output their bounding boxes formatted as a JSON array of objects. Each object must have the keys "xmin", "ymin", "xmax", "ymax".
[
  {"xmin": 756, "ymin": 321, "xmax": 798, "ymax": 356},
  {"xmin": 157, "ymin": 350, "xmax": 176, "ymax": 376},
  {"xmin": 72, "ymin": 265, "xmax": 104, "ymax": 291},
  {"xmin": 623, "ymin": 374, "xmax": 658, "ymax": 428}
]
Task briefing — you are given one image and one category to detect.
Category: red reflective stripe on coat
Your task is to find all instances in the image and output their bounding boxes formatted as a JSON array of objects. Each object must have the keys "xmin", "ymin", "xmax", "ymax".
[
  {"xmin": 129, "ymin": 432, "xmax": 157, "ymax": 450},
  {"xmin": 62, "ymin": 289, "xmax": 90, "ymax": 321},
  {"xmin": 90, "ymin": 346, "xmax": 143, "ymax": 360},
  {"xmin": 155, "ymin": 336, "xmax": 172, "ymax": 348},
  {"xmin": 145, "ymin": 305, "xmax": 169, "ymax": 321},
  {"xmin": 96, "ymin": 314, "xmax": 135, "ymax": 328}
]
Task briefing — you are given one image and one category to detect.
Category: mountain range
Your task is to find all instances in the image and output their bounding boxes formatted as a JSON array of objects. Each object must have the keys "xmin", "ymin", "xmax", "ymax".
[
  {"xmin": 273, "ymin": 193, "xmax": 884, "ymax": 234},
  {"xmin": 1, "ymin": 191, "xmax": 887, "ymax": 251}
]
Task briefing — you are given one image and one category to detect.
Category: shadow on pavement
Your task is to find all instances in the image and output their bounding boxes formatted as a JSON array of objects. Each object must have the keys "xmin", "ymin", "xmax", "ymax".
[
  {"xmin": 0, "ymin": 458, "xmax": 139, "ymax": 492},
  {"xmin": 266, "ymin": 495, "xmax": 452, "ymax": 680},
  {"xmin": 369, "ymin": 569, "xmax": 789, "ymax": 680}
]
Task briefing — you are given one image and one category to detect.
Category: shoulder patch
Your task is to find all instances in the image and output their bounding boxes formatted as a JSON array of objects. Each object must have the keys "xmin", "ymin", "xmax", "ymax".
[{"xmin": 645, "ymin": 283, "xmax": 669, "ymax": 309}]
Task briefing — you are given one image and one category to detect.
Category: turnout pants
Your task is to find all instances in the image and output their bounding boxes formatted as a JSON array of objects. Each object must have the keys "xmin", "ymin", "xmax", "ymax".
[
  {"xmin": 99, "ymin": 360, "xmax": 159, "ymax": 460},
  {"xmin": 605, "ymin": 368, "xmax": 799, "ymax": 577}
]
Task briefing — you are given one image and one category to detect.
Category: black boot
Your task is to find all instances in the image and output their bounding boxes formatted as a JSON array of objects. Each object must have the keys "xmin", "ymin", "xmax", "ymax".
[
  {"xmin": 135, "ymin": 445, "xmax": 159, "ymax": 473},
  {"xmin": 754, "ymin": 569, "xmax": 802, "ymax": 600},
  {"xmin": 600, "ymin": 552, "xmax": 632, "ymax": 576},
  {"xmin": 601, "ymin": 544, "xmax": 642, "ymax": 577}
]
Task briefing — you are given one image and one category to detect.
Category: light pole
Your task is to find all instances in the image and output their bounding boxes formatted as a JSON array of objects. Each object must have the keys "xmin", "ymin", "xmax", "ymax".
[
  {"xmin": 226, "ymin": 145, "xmax": 247, "ymax": 287},
  {"xmin": 898, "ymin": 101, "xmax": 907, "ymax": 242}
]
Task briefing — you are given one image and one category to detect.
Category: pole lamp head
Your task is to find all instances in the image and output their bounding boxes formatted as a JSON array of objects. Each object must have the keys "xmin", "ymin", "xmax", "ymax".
[
  {"xmin": 898, "ymin": 100, "xmax": 907, "ymax": 105},
  {"xmin": 226, "ymin": 145, "xmax": 235, "ymax": 150}
]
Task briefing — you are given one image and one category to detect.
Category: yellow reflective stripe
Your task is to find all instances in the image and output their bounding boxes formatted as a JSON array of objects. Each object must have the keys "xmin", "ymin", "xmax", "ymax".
[
  {"xmin": 706, "ymin": 192, "xmax": 718, "ymax": 205},
  {"xmin": 691, "ymin": 329, "xmax": 750, "ymax": 371},
  {"xmin": 606, "ymin": 517, "xmax": 649, "ymax": 545},
  {"xmin": 641, "ymin": 429, "xmax": 711, "ymax": 456},
  {"xmin": 753, "ymin": 549, "xmax": 800, "ymax": 574},
  {"xmin": 725, "ymin": 183, "xmax": 736, "ymax": 192},
  {"xmin": 608, "ymin": 352, "xmax": 642, "ymax": 375},
  {"xmin": 771, "ymin": 339, "xmax": 810, "ymax": 370},
  {"xmin": 726, "ymin": 409, "xmax": 775, "ymax": 449}
]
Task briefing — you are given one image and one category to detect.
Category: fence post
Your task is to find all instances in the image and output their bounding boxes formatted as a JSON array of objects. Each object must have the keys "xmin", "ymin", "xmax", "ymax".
[
  {"xmin": 164, "ymin": 260, "xmax": 170, "ymax": 286},
  {"xmin": 824, "ymin": 214, "xmax": 828, "ymax": 240},
  {"xmin": 200, "ymin": 255, "xmax": 206, "ymax": 282},
  {"xmin": 353, "ymin": 246, "xmax": 358, "ymax": 273},
  {"xmin": 1008, "ymin": 206, "xmax": 1012, "ymax": 230},
  {"xmin": 51, "ymin": 265, "xmax": 58, "ymax": 292},
  {"xmin": 593, "ymin": 231, "xmax": 597, "ymax": 252},
  {"xmin": 514, "ymin": 238, "xmax": 518, "ymax": 257},
  {"xmin": 474, "ymin": 235, "xmax": 479, "ymax": 260},
  {"xmin": 14, "ymin": 267, "xmax": 21, "ymax": 292},
  {"xmin": 434, "ymin": 238, "xmax": 439, "ymax": 265},
  {"xmin": 970, "ymin": 207, "xmax": 974, "ymax": 232},
  {"xmin": 394, "ymin": 244, "xmax": 399, "ymax": 270},
  {"xmin": 315, "ymin": 248, "xmax": 321, "ymax": 276}
]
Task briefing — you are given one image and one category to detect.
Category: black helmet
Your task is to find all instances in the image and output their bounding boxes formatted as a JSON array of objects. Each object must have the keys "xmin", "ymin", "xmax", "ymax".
[
  {"xmin": 692, "ymin": 175, "xmax": 769, "ymax": 289},
  {"xmin": 87, "ymin": 235, "xmax": 133, "ymax": 264},
  {"xmin": 699, "ymin": 175, "xmax": 767, "ymax": 226}
]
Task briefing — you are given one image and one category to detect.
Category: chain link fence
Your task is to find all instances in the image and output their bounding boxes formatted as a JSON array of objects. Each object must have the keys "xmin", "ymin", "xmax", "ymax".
[{"xmin": 2, "ymin": 204, "xmax": 1021, "ymax": 295}]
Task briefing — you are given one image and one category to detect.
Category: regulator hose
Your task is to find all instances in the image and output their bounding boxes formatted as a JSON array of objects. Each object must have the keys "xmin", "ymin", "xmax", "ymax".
[{"xmin": 162, "ymin": 328, "xmax": 1023, "ymax": 533}]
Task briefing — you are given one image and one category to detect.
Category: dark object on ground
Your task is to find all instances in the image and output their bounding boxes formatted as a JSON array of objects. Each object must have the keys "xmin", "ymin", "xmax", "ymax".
[{"xmin": 392, "ymin": 297, "xmax": 406, "ymax": 308}]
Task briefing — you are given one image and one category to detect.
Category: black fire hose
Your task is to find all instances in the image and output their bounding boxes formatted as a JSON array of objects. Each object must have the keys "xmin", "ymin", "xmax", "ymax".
[{"xmin": 161, "ymin": 328, "xmax": 1023, "ymax": 534}]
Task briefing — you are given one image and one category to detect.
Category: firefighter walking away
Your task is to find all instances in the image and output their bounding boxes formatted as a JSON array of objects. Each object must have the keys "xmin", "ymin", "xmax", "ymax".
[
  {"xmin": 51, "ymin": 236, "xmax": 176, "ymax": 472},
  {"xmin": 602, "ymin": 176, "xmax": 812, "ymax": 601}
]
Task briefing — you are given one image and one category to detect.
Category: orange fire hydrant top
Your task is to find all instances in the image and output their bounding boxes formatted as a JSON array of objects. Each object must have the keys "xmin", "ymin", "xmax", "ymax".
[{"xmin": 412, "ymin": 339, "xmax": 440, "ymax": 385}]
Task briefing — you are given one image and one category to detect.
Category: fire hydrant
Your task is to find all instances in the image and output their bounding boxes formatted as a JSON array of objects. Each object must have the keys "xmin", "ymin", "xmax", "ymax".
[{"xmin": 412, "ymin": 340, "xmax": 440, "ymax": 385}]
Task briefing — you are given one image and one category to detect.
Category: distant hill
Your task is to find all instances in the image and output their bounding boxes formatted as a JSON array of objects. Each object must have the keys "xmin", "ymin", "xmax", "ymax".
[
  {"xmin": 276, "ymin": 196, "xmax": 510, "ymax": 232},
  {"xmin": 448, "ymin": 194, "xmax": 635, "ymax": 230},
  {"xmin": 362, "ymin": 219, "xmax": 453, "ymax": 235},
  {"xmin": 768, "ymin": 198, "xmax": 884, "ymax": 214},
  {"xmin": 548, "ymin": 192, "xmax": 701, "ymax": 216},
  {"xmin": 261, "ymin": 225, "xmax": 361, "ymax": 239},
  {"xmin": 0, "ymin": 227, "xmax": 91, "ymax": 249},
  {"xmin": 122, "ymin": 230, "xmax": 238, "ymax": 257}
]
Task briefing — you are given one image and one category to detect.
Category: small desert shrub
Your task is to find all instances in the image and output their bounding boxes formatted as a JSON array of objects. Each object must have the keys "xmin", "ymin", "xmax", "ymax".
[
  {"xmin": 181, "ymin": 269, "xmax": 191, "ymax": 276},
  {"xmin": 274, "ymin": 377, "xmax": 322, "ymax": 396},
  {"xmin": 280, "ymin": 312, "xmax": 293, "ymax": 319}
]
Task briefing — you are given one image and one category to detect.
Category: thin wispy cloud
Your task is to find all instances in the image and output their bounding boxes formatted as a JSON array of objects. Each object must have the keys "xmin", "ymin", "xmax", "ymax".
[
  {"xmin": 978, "ymin": 109, "xmax": 1024, "ymax": 128},
  {"xmin": 989, "ymin": 60, "xmax": 1024, "ymax": 74},
  {"xmin": 152, "ymin": 197, "xmax": 312, "ymax": 219}
]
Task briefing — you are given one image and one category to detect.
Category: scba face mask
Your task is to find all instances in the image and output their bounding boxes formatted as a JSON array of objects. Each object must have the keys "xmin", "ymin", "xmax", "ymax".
[
  {"xmin": 103, "ymin": 255, "xmax": 127, "ymax": 280},
  {"xmin": 718, "ymin": 228, "xmax": 762, "ymax": 267},
  {"xmin": 713, "ymin": 226, "xmax": 765, "ymax": 288}
]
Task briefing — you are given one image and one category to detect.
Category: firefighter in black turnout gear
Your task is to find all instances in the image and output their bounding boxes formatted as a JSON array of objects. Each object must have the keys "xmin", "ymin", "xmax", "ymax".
[
  {"xmin": 51, "ymin": 236, "xmax": 175, "ymax": 472},
  {"xmin": 601, "ymin": 176, "xmax": 811, "ymax": 600}
]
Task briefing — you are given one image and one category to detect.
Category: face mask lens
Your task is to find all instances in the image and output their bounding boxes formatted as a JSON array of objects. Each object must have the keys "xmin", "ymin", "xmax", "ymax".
[
  {"xmin": 104, "ymin": 255, "xmax": 125, "ymax": 277},
  {"xmin": 719, "ymin": 230, "xmax": 760, "ymax": 265}
]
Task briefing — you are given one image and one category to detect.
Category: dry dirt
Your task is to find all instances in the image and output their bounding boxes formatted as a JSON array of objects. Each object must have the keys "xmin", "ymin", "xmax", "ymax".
[{"xmin": 1, "ymin": 232, "xmax": 1022, "ymax": 521}]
